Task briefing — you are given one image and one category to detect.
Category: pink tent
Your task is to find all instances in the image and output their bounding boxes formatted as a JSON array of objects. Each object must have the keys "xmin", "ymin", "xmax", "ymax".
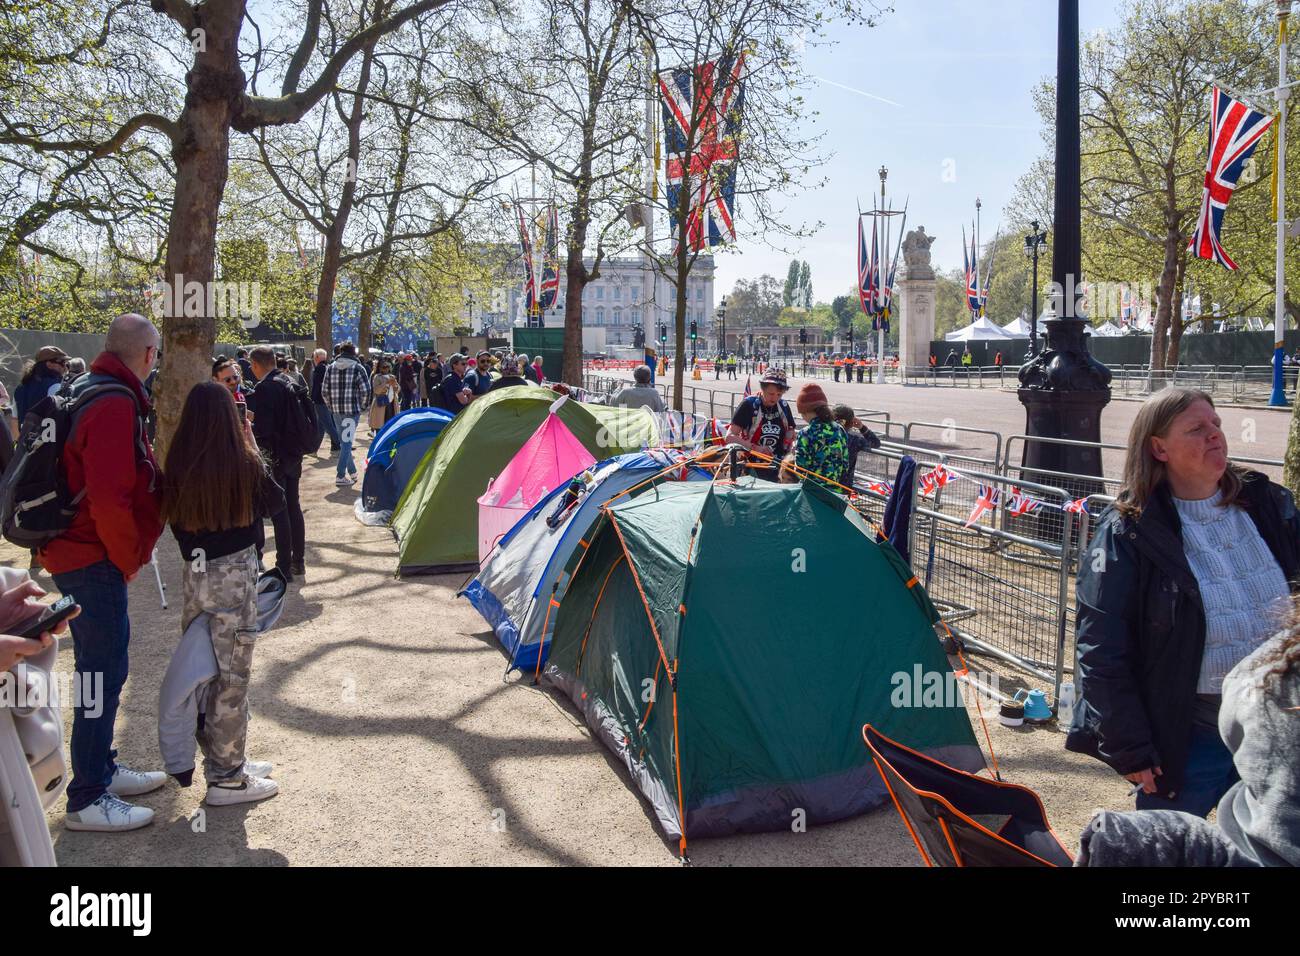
[{"xmin": 477, "ymin": 400, "xmax": 597, "ymax": 563}]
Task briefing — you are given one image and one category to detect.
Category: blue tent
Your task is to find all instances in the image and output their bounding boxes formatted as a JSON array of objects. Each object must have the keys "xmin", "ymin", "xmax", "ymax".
[
  {"xmin": 460, "ymin": 449, "xmax": 710, "ymax": 673},
  {"xmin": 360, "ymin": 408, "xmax": 454, "ymax": 517}
]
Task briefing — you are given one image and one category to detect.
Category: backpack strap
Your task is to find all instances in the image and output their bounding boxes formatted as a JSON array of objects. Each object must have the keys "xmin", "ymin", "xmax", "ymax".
[{"xmin": 68, "ymin": 380, "xmax": 154, "ymax": 494}]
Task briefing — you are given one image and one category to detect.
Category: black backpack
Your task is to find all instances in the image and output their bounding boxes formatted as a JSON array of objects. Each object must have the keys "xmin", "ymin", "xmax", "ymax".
[
  {"xmin": 277, "ymin": 373, "xmax": 319, "ymax": 459},
  {"xmin": 0, "ymin": 376, "xmax": 145, "ymax": 548}
]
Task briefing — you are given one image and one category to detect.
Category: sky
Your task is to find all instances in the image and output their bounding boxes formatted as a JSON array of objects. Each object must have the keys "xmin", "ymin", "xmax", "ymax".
[{"xmin": 712, "ymin": 0, "xmax": 1130, "ymax": 303}]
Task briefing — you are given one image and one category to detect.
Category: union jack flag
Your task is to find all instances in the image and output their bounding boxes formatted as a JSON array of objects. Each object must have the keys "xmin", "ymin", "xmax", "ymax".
[
  {"xmin": 1063, "ymin": 497, "xmax": 1090, "ymax": 515},
  {"xmin": 857, "ymin": 216, "xmax": 876, "ymax": 315},
  {"xmin": 1120, "ymin": 286, "xmax": 1134, "ymax": 326},
  {"xmin": 743, "ymin": 375, "xmax": 752, "ymax": 397},
  {"xmin": 874, "ymin": 258, "xmax": 897, "ymax": 333},
  {"xmin": 1007, "ymin": 487, "xmax": 1041, "ymax": 517},
  {"xmin": 963, "ymin": 224, "xmax": 980, "ymax": 315},
  {"xmin": 539, "ymin": 202, "xmax": 560, "ymax": 311},
  {"xmin": 1189, "ymin": 87, "xmax": 1274, "ymax": 270},
  {"xmin": 919, "ymin": 465, "xmax": 952, "ymax": 498},
  {"xmin": 660, "ymin": 50, "xmax": 746, "ymax": 252},
  {"xmin": 867, "ymin": 480, "xmax": 893, "ymax": 497},
  {"xmin": 516, "ymin": 203, "xmax": 537, "ymax": 322},
  {"xmin": 964, "ymin": 483, "xmax": 1001, "ymax": 528}
]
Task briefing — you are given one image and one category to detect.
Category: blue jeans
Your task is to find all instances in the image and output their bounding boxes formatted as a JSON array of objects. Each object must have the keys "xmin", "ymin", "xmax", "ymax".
[
  {"xmin": 334, "ymin": 410, "xmax": 359, "ymax": 479},
  {"xmin": 1136, "ymin": 723, "xmax": 1239, "ymax": 817},
  {"xmin": 50, "ymin": 560, "xmax": 131, "ymax": 812},
  {"xmin": 316, "ymin": 402, "xmax": 339, "ymax": 450}
]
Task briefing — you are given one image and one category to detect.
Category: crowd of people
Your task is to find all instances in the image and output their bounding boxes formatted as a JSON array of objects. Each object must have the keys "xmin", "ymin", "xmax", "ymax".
[{"xmin": 1, "ymin": 321, "xmax": 1297, "ymax": 868}]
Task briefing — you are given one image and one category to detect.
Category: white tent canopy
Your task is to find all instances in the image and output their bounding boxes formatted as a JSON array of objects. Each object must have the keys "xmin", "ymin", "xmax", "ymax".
[
  {"xmin": 1001, "ymin": 316, "xmax": 1031, "ymax": 336},
  {"xmin": 1091, "ymin": 321, "xmax": 1124, "ymax": 337},
  {"xmin": 946, "ymin": 316, "xmax": 1017, "ymax": 342}
]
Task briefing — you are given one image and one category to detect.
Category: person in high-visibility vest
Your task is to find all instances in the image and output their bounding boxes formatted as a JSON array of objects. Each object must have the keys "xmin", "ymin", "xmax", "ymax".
[
  {"xmin": 961, "ymin": 349, "xmax": 973, "ymax": 367},
  {"xmin": 833, "ymin": 357, "xmax": 843, "ymax": 383}
]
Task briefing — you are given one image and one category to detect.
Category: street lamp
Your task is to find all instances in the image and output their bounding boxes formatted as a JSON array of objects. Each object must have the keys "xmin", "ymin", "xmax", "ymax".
[
  {"xmin": 1023, "ymin": 221, "xmax": 1049, "ymax": 356},
  {"xmin": 716, "ymin": 296, "xmax": 727, "ymax": 353}
]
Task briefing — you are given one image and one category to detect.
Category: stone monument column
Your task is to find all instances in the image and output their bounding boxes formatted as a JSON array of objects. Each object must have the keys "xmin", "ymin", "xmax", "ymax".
[{"xmin": 897, "ymin": 226, "xmax": 937, "ymax": 373}]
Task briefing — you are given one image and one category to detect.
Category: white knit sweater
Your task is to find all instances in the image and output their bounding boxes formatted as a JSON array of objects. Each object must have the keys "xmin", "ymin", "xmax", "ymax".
[{"xmin": 1173, "ymin": 490, "xmax": 1290, "ymax": 693}]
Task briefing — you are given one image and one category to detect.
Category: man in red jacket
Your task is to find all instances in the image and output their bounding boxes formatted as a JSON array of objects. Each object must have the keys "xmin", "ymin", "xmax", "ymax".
[{"xmin": 40, "ymin": 312, "xmax": 167, "ymax": 832}]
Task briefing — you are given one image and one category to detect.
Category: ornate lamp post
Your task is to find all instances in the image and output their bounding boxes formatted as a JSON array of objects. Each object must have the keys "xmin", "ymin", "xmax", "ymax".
[
  {"xmin": 1017, "ymin": 0, "xmax": 1111, "ymax": 482},
  {"xmin": 1023, "ymin": 221, "xmax": 1049, "ymax": 356},
  {"xmin": 716, "ymin": 295, "xmax": 727, "ymax": 353}
]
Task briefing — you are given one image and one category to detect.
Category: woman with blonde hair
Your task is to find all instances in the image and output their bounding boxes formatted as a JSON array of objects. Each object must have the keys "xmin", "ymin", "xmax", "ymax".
[{"xmin": 1068, "ymin": 387, "xmax": 1300, "ymax": 817}]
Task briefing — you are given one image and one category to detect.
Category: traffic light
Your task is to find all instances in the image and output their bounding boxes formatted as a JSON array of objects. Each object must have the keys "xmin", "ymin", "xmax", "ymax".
[
  {"xmin": 659, "ymin": 323, "xmax": 667, "ymax": 344},
  {"xmin": 689, "ymin": 319, "xmax": 698, "ymax": 341}
]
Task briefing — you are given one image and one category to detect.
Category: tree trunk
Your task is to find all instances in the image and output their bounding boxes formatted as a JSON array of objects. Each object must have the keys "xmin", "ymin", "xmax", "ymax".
[
  {"xmin": 1148, "ymin": 223, "xmax": 1181, "ymax": 377},
  {"xmin": 311, "ymin": 34, "xmax": 379, "ymax": 351},
  {"xmin": 155, "ymin": 3, "xmax": 246, "ymax": 459},
  {"xmin": 1165, "ymin": 254, "xmax": 1188, "ymax": 369},
  {"xmin": 672, "ymin": 240, "xmax": 688, "ymax": 413},
  {"xmin": 561, "ymin": 181, "xmax": 592, "ymax": 387}
]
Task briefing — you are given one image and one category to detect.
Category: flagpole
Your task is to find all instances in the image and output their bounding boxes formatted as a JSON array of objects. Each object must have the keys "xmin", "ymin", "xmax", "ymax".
[
  {"xmin": 878, "ymin": 166, "xmax": 887, "ymax": 377},
  {"xmin": 1269, "ymin": 0, "xmax": 1291, "ymax": 407}
]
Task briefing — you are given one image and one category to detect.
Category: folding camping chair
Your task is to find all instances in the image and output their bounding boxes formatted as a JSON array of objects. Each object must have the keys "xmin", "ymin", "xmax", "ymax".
[{"xmin": 863, "ymin": 724, "xmax": 1073, "ymax": 867}]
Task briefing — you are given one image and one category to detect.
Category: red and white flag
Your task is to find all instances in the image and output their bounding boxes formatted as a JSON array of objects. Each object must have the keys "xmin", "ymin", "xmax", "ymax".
[
  {"xmin": 964, "ymin": 483, "xmax": 1001, "ymax": 528},
  {"xmin": 1007, "ymin": 487, "xmax": 1041, "ymax": 517}
]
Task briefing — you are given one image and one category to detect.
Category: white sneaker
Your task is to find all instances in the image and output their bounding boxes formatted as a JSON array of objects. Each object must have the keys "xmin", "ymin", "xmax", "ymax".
[
  {"xmin": 65, "ymin": 793, "xmax": 155, "ymax": 832},
  {"xmin": 335, "ymin": 476, "xmax": 352, "ymax": 486},
  {"xmin": 205, "ymin": 776, "xmax": 279, "ymax": 807},
  {"xmin": 243, "ymin": 760, "xmax": 273, "ymax": 779},
  {"xmin": 107, "ymin": 765, "xmax": 166, "ymax": 797}
]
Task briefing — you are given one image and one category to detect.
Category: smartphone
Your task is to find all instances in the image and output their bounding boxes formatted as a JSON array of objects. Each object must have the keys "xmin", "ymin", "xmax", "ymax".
[
  {"xmin": 13, "ymin": 594, "xmax": 79, "ymax": 641},
  {"xmin": 236, "ymin": 401, "xmax": 247, "ymax": 424}
]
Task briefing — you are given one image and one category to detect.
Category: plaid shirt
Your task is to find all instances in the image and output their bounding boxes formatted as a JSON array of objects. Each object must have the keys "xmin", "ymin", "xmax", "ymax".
[{"xmin": 321, "ymin": 355, "xmax": 372, "ymax": 419}]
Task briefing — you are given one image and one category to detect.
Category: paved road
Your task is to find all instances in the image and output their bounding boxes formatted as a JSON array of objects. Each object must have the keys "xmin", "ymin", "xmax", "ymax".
[{"xmin": 597, "ymin": 369, "xmax": 1292, "ymax": 477}]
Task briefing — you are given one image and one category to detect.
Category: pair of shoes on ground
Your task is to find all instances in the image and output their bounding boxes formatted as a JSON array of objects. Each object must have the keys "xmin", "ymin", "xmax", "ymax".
[
  {"xmin": 64, "ymin": 761, "xmax": 278, "ymax": 831},
  {"xmin": 334, "ymin": 474, "xmax": 357, "ymax": 486}
]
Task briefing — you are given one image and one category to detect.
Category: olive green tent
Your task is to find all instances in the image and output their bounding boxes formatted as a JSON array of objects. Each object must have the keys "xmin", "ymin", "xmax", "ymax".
[
  {"xmin": 391, "ymin": 391, "xmax": 657, "ymax": 574},
  {"xmin": 545, "ymin": 477, "xmax": 983, "ymax": 854}
]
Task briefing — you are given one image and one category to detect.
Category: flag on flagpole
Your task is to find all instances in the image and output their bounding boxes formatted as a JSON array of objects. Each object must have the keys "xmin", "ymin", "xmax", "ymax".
[
  {"xmin": 539, "ymin": 202, "xmax": 560, "ymax": 311},
  {"xmin": 516, "ymin": 203, "xmax": 537, "ymax": 320},
  {"xmin": 964, "ymin": 483, "xmax": 1001, "ymax": 528},
  {"xmin": 743, "ymin": 375, "xmax": 752, "ymax": 397},
  {"xmin": 660, "ymin": 49, "xmax": 747, "ymax": 252},
  {"xmin": 1189, "ymin": 87, "xmax": 1274, "ymax": 270}
]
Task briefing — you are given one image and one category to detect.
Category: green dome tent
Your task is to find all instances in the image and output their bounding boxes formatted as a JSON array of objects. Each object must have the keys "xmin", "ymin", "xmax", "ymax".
[
  {"xmin": 391, "ymin": 391, "xmax": 657, "ymax": 574},
  {"xmin": 544, "ymin": 477, "xmax": 983, "ymax": 855}
]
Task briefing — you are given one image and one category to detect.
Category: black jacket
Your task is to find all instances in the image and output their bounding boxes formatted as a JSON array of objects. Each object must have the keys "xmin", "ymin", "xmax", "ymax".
[
  {"xmin": 1068, "ymin": 471, "xmax": 1300, "ymax": 798},
  {"xmin": 247, "ymin": 371, "xmax": 301, "ymax": 470}
]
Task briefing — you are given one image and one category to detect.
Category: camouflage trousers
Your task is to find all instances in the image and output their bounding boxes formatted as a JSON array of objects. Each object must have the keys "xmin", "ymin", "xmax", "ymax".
[{"xmin": 181, "ymin": 545, "xmax": 259, "ymax": 786}]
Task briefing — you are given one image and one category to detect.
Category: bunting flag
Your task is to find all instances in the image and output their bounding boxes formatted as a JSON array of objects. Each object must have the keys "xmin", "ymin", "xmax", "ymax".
[
  {"xmin": 539, "ymin": 202, "xmax": 560, "ymax": 311},
  {"xmin": 964, "ymin": 483, "xmax": 1002, "ymax": 528},
  {"xmin": 660, "ymin": 49, "xmax": 747, "ymax": 252},
  {"xmin": 516, "ymin": 203, "xmax": 537, "ymax": 321},
  {"xmin": 919, "ymin": 464, "xmax": 953, "ymax": 498},
  {"xmin": 1063, "ymin": 497, "xmax": 1090, "ymax": 515},
  {"xmin": 1188, "ymin": 87, "xmax": 1274, "ymax": 270},
  {"xmin": 1007, "ymin": 487, "xmax": 1041, "ymax": 517},
  {"xmin": 866, "ymin": 480, "xmax": 894, "ymax": 497}
]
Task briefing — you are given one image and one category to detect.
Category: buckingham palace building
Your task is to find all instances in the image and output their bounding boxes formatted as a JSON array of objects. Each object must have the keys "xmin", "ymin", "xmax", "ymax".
[{"xmin": 492, "ymin": 254, "xmax": 716, "ymax": 351}]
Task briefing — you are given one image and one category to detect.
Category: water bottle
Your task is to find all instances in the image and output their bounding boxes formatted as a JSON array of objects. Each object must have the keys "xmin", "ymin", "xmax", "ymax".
[{"xmin": 1056, "ymin": 682, "xmax": 1075, "ymax": 731}]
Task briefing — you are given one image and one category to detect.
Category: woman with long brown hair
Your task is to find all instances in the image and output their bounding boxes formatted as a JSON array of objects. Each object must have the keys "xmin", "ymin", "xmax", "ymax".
[
  {"xmin": 1069, "ymin": 387, "xmax": 1300, "ymax": 818},
  {"xmin": 161, "ymin": 382, "xmax": 284, "ymax": 808}
]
